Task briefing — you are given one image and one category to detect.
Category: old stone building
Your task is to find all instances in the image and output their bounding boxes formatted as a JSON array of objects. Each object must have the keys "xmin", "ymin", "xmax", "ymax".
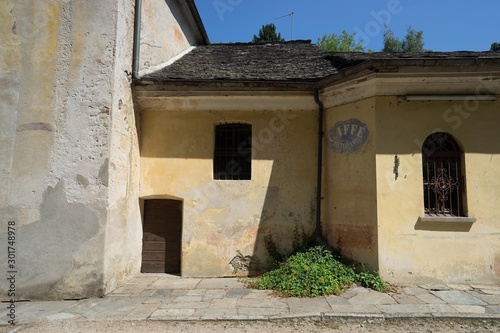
[
  {"xmin": 136, "ymin": 45, "xmax": 500, "ymax": 284},
  {"xmin": 1, "ymin": 0, "xmax": 499, "ymax": 300}
]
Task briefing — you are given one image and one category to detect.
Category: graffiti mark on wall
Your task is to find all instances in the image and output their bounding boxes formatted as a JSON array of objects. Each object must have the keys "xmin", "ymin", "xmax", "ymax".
[{"xmin": 328, "ymin": 119, "xmax": 369, "ymax": 153}]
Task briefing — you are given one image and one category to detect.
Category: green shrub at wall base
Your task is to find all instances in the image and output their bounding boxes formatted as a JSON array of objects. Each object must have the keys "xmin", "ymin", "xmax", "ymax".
[
  {"xmin": 247, "ymin": 245, "xmax": 394, "ymax": 297},
  {"xmin": 248, "ymin": 246, "xmax": 357, "ymax": 297}
]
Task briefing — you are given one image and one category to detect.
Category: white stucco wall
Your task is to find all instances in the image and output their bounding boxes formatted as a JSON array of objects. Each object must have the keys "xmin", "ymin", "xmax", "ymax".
[{"xmin": 0, "ymin": 0, "xmax": 140, "ymax": 300}]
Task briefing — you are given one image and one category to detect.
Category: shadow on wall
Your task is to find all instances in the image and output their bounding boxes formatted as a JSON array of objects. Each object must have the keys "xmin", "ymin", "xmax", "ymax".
[{"xmin": 138, "ymin": 108, "xmax": 319, "ymax": 276}]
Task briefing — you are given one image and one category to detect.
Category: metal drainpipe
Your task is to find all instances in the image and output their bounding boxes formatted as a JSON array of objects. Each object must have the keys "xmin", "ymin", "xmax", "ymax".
[
  {"xmin": 132, "ymin": 0, "xmax": 143, "ymax": 79},
  {"xmin": 314, "ymin": 88, "xmax": 325, "ymax": 242}
]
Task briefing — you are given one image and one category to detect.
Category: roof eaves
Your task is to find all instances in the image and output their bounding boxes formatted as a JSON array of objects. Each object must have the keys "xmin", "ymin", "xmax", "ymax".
[
  {"xmin": 318, "ymin": 55, "xmax": 500, "ymax": 88},
  {"xmin": 184, "ymin": 0, "xmax": 210, "ymax": 45},
  {"xmin": 134, "ymin": 78, "xmax": 318, "ymax": 91}
]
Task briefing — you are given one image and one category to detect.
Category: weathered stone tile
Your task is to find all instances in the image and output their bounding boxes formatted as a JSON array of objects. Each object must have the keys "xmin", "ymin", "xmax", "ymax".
[
  {"xmin": 285, "ymin": 297, "xmax": 331, "ymax": 314},
  {"xmin": 236, "ymin": 298, "xmax": 287, "ymax": 309},
  {"xmin": 241, "ymin": 290, "xmax": 271, "ymax": 299},
  {"xmin": 393, "ymin": 294, "xmax": 425, "ymax": 304},
  {"xmin": 347, "ymin": 291, "xmax": 397, "ymax": 305},
  {"xmin": 187, "ymin": 289, "xmax": 206, "ymax": 296},
  {"xmin": 415, "ymin": 293, "xmax": 447, "ymax": 304},
  {"xmin": 470, "ymin": 294, "xmax": 500, "ymax": 305},
  {"xmin": 377, "ymin": 304, "xmax": 456, "ymax": 314},
  {"xmin": 170, "ymin": 289, "xmax": 189, "ymax": 296},
  {"xmin": 226, "ymin": 288, "xmax": 253, "ymax": 298},
  {"xmin": 431, "ymin": 290, "xmax": 488, "ymax": 306},
  {"xmin": 151, "ymin": 289, "xmax": 172, "ymax": 297},
  {"xmin": 202, "ymin": 290, "xmax": 227, "ymax": 301},
  {"xmin": 402, "ymin": 287, "xmax": 429, "ymax": 296},
  {"xmin": 150, "ymin": 308, "xmax": 196, "ymax": 319},
  {"xmin": 149, "ymin": 278, "xmax": 201, "ymax": 290},
  {"xmin": 195, "ymin": 307, "xmax": 239, "ymax": 319},
  {"xmin": 237, "ymin": 307, "xmax": 289, "ymax": 317},
  {"xmin": 173, "ymin": 295, "xmax": 203, "ymax": 303},
  {"xmin": 139, "ymin": 289, "xmax": 157, "ymax": 297},
  {"xmin": 126, "ymin": 303, "xmax": 161, "ymax": 319},
  {"xmin": 143, "ymin": 297, "xmax": 163, "ymax": 304},
  {"xmin": 196, "ymin": 278, "xmax": 244, "ymax": 289},
  {"xmin": 209, "ymin": 298, "xmax": 237, "ymax": 308},
  {"xmin": 325, "ymin": 295, "xmax": 350, "ymax": 306},
  {"xmin": 160, "ymin": 301, "xmax": 210, "ymax": 309},
  {"xmin": 487, "ymin": 306, "xmax": 500, "ymax": 313},
  {"xmin": 329, "ymin": 304, "xmax": 381, "ymax": 314},
  {"xmin": 450, "ymin": 305, "xmax": 486, "ymax": 314},
  {"xmin": 419, "ymin": 284, "xmax": 450, "ymax": 291}
]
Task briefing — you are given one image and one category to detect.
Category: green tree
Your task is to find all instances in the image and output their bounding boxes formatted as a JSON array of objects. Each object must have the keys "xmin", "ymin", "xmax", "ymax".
[
  {"xmin": 317, "ymin": 30, "xmax": 366, "ymax": 52},
  {"xmin": 383, "ymin": 26, "xmax": 426, "ymax": 52},
  {"xmin": 252, "ymin": 23, "xmax": 285, "ymax": 42},
  {"xmin": 491, "ymin": 42, "xmax": 500, "ymax": 51},
  {"xmin": 382, "ymin": 29, "xmax": 402, "ymax": 52}
]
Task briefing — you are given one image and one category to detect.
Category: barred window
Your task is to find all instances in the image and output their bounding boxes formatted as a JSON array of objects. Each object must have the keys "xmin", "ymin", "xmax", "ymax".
[
  {"xmin": 214, "ymin": 123, "xmax": 251, "ymax": 180},
  {"xmin": 422, "ymin": 132, "xmax": 464, "ymax": 216}
]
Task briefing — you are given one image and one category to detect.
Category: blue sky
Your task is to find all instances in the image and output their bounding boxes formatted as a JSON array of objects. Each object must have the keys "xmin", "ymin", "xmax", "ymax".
[{"xmin": 194, "ymin": 0, "xmax": 499, "ymax": 51}]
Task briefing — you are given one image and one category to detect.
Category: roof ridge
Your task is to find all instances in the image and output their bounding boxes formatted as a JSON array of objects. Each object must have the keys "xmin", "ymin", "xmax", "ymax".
[{"xmin": 209, "ymin": 40, "xmax": 313, "ymax": 46}]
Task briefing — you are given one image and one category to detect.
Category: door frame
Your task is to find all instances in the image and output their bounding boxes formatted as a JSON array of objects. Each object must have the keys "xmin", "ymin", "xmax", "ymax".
[{"xmin": 139, "ymin": 195, "xmax": 184, "ymax": 274}]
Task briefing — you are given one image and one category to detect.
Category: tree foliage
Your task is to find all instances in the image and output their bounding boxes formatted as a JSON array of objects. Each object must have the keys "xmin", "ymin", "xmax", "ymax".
[
  {"xmin": 383, "ymin": 26, "xmax": 426, "ymax": 52},
  {"xmin": 252, "ymin": 23, "xmax": 285, "ymax": 42},
  {"xmin": 317, "ymin": 30, "xmax": 365, "ymax": 52},
  {"xmin": 491, "ymin": 42, "xmax": 500, "ymax": 51}
]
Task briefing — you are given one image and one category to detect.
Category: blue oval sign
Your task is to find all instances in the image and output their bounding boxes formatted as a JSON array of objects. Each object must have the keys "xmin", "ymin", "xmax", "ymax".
[{"xmin": 327, "ymin": 119, "xmax": 369, "ymax": 153}]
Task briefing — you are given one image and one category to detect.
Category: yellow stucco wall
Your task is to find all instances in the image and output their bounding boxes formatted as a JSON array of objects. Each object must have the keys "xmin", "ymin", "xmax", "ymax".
[
  {"xmin": 140, "ymin": 108, "xmax": 318, "ymax": 277},
  {"xmin": 375, "ymin": 96, "xmax": 500, "ymax": 283},
  {"xmin": 322, "ymin": 98, "xmax": 379, "ymax": 270}
]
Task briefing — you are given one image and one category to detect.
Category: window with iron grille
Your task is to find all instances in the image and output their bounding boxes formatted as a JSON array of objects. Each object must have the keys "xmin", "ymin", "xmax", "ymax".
[
  {"xmin": 214, "ymin": 123, "xmax": 251, "ymax": 180},
  {"xmin": 422, "ymin": 132, "xmax": 464, "ymax": 216}
]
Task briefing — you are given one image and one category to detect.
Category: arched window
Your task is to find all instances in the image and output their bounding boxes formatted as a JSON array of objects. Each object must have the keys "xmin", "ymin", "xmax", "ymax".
[
  {"xmin": 422, "ymin": 132, "xmax": 464, "ymax": 216},
  {"xmin": 214, "ymin": 123, "xmax": 252, "ymax": 180}
]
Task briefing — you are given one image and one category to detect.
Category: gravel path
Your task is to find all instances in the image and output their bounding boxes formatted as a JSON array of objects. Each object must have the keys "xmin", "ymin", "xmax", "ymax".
[{"xmin": 4, "ymin": 319, "xmax": 500, "ymax": 333}]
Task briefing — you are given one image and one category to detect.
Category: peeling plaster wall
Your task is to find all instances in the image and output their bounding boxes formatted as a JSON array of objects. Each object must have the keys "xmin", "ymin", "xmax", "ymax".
[
  {"xmin": 139, "ymin": 0, "xmax": 202, "ymax": 74},
  {"xmin": 375, "ymin": 96, "xmax": 500, "ymax": 284},
  {"xmin": 140, "ymin": 107, "xmax": 318, "ymax": 277},
  {"xmin": 103, "ymin": 0, "xmax": 143, "ymax": 294},
  {"xmin": 321, "ymin": 98, "xmax": 379, "ymax": 270},
  {"xmin": 0, "ymin": 0, "xmax": 140, "ymax": 299}
]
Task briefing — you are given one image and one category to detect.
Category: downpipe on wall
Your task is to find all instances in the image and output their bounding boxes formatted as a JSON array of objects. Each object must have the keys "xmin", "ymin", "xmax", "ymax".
[
  {"xmin": 132, "ymin": 0, "xmax": 142, "ymax": 79},
  {"xmin": 314, "ymin": 88, "xmax": 325, "ymax": 243}
]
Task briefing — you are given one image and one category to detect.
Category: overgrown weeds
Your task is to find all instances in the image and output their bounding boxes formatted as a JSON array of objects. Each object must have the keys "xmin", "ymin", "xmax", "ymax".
[{"xmin": 247, "ymin": 233, "xmax": 393, "ymax": 297}]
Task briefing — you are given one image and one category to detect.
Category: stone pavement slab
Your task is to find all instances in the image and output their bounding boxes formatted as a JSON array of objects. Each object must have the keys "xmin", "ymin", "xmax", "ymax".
[
  {"xmin": 432, "ymin": 290, "xmax": 488, "ymax": 306},
  {"xmin": 148, "ymin": 278, "xmax": 201, "ymax": 289},
  {"xmin": 2, "ymin": 276, "xmax": 500, "ymax": 327},
  {"xmin": 347, "ymin": 291, "xmax": 397, "ymax": 305},
  {"xmin": 285, "ymin": 297, "xmax": 332, "ymax": 314},
  {"xmin": 451, "ymin": 305, "xmax": 487, "ymax": 314},
  {"xmin": 376, "ymin": 304, "xmax": 457, "ymax": 315},
  {"xmin": 196, "ymin": 278, "xmax": 244, "ymax": 289},
  {"xmin": 415, "ymin": 293, "xmax": 447, "ymax": 304},
  {"xmin": 328, "ymin": 304, "xmax": 382, "ymax": 314}
]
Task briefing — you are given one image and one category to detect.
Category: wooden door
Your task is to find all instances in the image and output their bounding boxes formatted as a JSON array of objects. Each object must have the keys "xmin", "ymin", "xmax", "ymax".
[{"xmin": 141, "ymin": 199, "xmax": 182, "ymax": 273}]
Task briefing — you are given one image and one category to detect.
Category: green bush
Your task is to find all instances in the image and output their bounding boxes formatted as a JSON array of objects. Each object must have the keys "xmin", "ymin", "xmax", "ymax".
[
  {"xmin": 247, "ymin": 245, "xmax": 393, "ymax": 297},
  {"xmin": 356, "ymin": 271, "xmax": 394, "ymax": 293},
  {"xmin": 248, "ymin": 246, "xmax": 357, "ymax": 297}
]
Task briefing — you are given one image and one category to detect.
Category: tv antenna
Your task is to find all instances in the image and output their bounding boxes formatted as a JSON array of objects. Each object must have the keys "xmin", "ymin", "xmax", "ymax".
[{"xmin": 276, "ymin": 11, "xmax": 294, "ymax": 40}]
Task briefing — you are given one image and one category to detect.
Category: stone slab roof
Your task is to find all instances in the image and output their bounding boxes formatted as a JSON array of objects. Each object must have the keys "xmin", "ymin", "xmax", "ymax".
[
  {"xmin": 139, "ymin": 41, "xmax": 500, "ymax": 83},
  {"xmin": 141, "ymin": 41, "xmax": 341, "ymax": 82},
  {"xmin": 326, "ymin": 51, "xmax": 500, "ymax": 67}
]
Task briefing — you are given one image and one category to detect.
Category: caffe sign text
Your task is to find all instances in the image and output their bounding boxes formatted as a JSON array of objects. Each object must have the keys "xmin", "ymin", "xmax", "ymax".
[{"xmin": 328, "ymin": 119, "xmax": 369, "ymax": 153}]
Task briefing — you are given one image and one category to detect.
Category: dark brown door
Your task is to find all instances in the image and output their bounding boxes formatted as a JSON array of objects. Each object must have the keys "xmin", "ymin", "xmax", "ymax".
[{"xmin": 141, "ymin": 199, "xmax": 182, "ymax": 273}]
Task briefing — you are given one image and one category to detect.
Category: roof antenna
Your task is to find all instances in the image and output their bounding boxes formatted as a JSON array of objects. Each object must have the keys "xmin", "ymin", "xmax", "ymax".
[{"xmin": 276, "ymin": 12, "xmax": 294, "ymax": 40}]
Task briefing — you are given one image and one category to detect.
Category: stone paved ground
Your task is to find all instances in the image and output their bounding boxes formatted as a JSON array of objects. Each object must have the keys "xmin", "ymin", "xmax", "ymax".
[{"xmin": 1, "ymin": 274, "xmax": 500, "ymax": 329}]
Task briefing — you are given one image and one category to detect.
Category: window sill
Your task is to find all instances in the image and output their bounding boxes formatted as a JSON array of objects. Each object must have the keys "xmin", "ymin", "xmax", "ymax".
[{"xmin": 418, "ymin": 216, "xmax": 476, "ymax": 223}]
